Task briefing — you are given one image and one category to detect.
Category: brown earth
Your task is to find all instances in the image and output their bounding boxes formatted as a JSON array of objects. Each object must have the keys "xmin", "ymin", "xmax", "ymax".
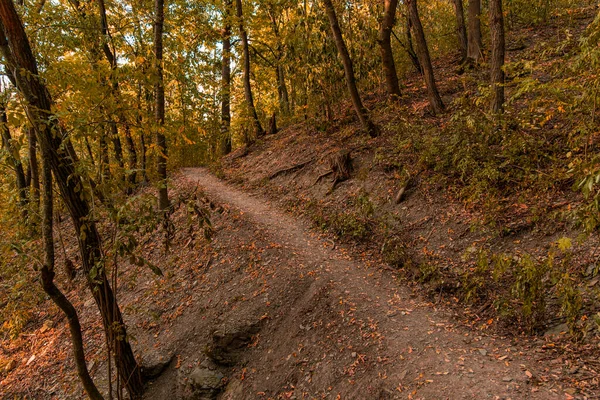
[{"xmin": 142, "ymin": 168, "xmax": 567, "ymax": 399}]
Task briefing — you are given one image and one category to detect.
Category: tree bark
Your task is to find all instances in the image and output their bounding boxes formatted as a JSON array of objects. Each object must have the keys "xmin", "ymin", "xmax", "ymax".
[
  {"xmin": 489, "ymin": 0, "xmax": 505, "ymax": 114},
  {"xmin": 154, "ymin": 0, "xmax": 169, "ymax": 211},
  {"xmin": 450, "ymin": 0, "xmax": 468, "ymax": 62},
  {"xmin": 322, "ymin": 0, "xmax": 378, "ymax": 137},
  {"xmin": 27, "ymin": 127, "xmax": 39, "ymax": 205},
  {"xmin": 39, "ymin": 137, "xmax": 104, "ymax": 400},
  {"xmin": 235, "ymin": 0, "xmax": 264, "ymax": 139},
  {"xmin": 467, "ymin": 0, "xmax": 482, "ymax": 63},
  {"xmin": 0, "ymin": 3, "xmax": 144, "ymax": 398},
  {"xmin": 378, "ymin": 0, "xmax": 401, "ymax": 99},
  {"xmin": 407, "ymin": 0, "xmax": 445, "ymax": 115},
  {"xmin": 221, "ymin": 0, "xmax": 232, "ymax": 155}
]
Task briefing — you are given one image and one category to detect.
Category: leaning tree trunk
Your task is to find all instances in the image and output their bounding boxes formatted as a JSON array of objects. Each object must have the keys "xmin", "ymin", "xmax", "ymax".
[
  {"xmin": 450, "ymin": 0, "xmax": 468, "ymax": 62},
  {"xmin": 407, "ymin": 0, "xmax": 445, "ymax": 115},
  {"xmin": 378, "ymin": 0, "xmax": 401, "ymax": 99},
  {"xmin": 489, "ymin": 0, "xmax": 505, "ymax": 115},
  {"xmin": 467, "ymin": 0, "xmax": 482, "ymax": 63},
  {"xmin": 221, "ymin": 0, "xmax": 232, "ymax": 155},
  {"xmin": 38, "ymin": 138, "xmax": 104, "ymax": 400},
  {"xmin": 154, "ymin": 0, "xmax": 169, "ymax": 211},
  {"xmin": 235, "ymin": 0, "xmax": 264, "ymax": 139},
  {"xmin": 0, "ymin": 3, "xmax": 144, "ymax": 398},
  {"xmin": 322, "ymin": 0, "xmax": 378, "ymax": 137}
]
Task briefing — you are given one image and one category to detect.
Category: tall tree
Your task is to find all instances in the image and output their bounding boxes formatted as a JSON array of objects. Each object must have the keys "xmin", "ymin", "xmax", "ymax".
[
  {"xmin": 96, "ymin": 0, "xmax": 138, "ymax": 186},
  {"xmin": 489, "ymin": 0, "xmax": 505, "ymax": 114},
  {"xmin": 236, "ymin": 0, "xmax": 265, "ymax": 139},
  {"xmin": 154, "ymin": 0, "xmax": 169, "ymax": 210},
  {"xmin": 0, "ymin": 3, "xmax": 144, "ymax": 397},
  {"xmin": 450, "ymin": 0, "xmax": 468, "ymax": 62},
  {"xmin": 378, "ymin": 0, "xmax": 401, "ymax": 99},
  {"xmin": 221, "ymin": 0, "xmax": 232, "ymax": 155},
  {"xmin": 467, "ymin": 0, "xmax": 482, "ymax": 63},
  {"xmin": 407, "ymin": 0, "xmax": 445, "ymax": 115},
  {"xmin": 322, "ymin": 0, "xmax": 377, "ymax": 137},
  {"xmin": 38, "ymin": 133, "xmax": 103, "ymax": 400}
]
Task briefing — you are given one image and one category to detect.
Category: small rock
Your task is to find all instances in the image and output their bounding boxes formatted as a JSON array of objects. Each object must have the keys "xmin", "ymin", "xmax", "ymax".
[
  {"xmin": 186, "ymin": 367, "xmax": 225, "ymax": 400},
  {"xmin": 351, "ymin": 352, "xmax": 357, "ymax": 358},
  {"xmin": 502, "ymin": 376, "xmax": 513, "ymax": 382},
  {"xmin": 544, "ymin": 323, "xmax": 568, "ymax": 337},
  {"xmin": 4, "ymin": 359, "xmax": 17, "ymax": 373},
  {"xmin": 478, "ymin": 349, "xmax": 487, "ymax": 356},
  {"xmin": 40, "ymin": 320, "xmax": 54, "ymax": 333},
  {"xmin": 140, "ymin": 352, "xmax": 174, "ymax": 379}
]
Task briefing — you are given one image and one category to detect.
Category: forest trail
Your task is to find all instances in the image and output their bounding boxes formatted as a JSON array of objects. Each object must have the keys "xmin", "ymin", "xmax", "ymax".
[{"xmin": 181, "ymin": 168, "xmax": 561, "ymax": 399}]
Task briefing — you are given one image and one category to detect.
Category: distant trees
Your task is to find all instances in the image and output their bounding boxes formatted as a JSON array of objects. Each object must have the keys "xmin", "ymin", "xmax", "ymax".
[
  {"xmin": 323, "ymin": 0, "xmax": 377, "ymax": 136},
  {"xmin": 467, "ymin": 0, "xmax": 483, "ymax": 63},
  {"xmin": 378, "ymin": 0, "xmax": 401, "ymax": 99},
  {"xmin": 489, "ymin": 0, "xmax": 506, "ymax": 114},
  {"xmin": 407, "ymin": 0, "xmax": 445, "ymax": 114},
  {"xmin": 236, "ymin": 0, "xmax": 265, "ymax": 140},
  {"xmin": 450, "ymin": 0, "xmax": 468, "ymax": 62}
]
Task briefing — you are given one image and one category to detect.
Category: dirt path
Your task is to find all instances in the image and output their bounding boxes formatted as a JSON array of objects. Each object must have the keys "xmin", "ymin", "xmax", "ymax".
[{"xmin": 178, "ymin": 168, "xmax": 561, "ymax": 399}]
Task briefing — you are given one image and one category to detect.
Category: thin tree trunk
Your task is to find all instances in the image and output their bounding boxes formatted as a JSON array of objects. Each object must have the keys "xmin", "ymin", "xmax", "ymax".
[
  {"xmin": 489, "ymin": 0, "xmax": 505, "ymax": 114},
  {"xmin": 27, "ymin": 127, "xmax": 39, "ymax": 205},
  {"xmin": 0, "ymin": 102, "xmax": 27, "ymax": 210},
  {"xmin": 267, "ymin": 9, "xmax": 290, "ymax": 115},
  {"xmin": 378, "ymin": 0, "xmax": 401, "ymax": 99},
  {"xmin": 277, "ymin": 65, "xmax": 290, "ymax": 115},
  {"xmin": 0, "ymin": 4, "xmax": 144, "ymax": 398},
  {"xmin": 467, "ymin": 0, "xmax": 482, "ymax": 63},
  {"xmin": 38, "ymin": 138, "xmax": 104, "ymax": 400},
  {"xmin": 235, "ymin": 0, "xmax": 264, "ymax": 139},
  {"xmin": 96, "ymin": 0, "xmax": 138, "ymax": 185},
  {"xmin": 154, "ymin": 0, "xmax": 169, "ymax": 211},
  {"xmin": 450, "ymin": 0, "xmax": 468, "ymax": 62},
  {"xmin": 221, "ymin": 0, "xmax": 232, "ymax": 155},
  {"xmin": 407, "ymin": 0, "xmax": 445, "ymax": 115},
  {"xmin": 322, "ymin": 0, "xmax": 378, "ymax": 137}
]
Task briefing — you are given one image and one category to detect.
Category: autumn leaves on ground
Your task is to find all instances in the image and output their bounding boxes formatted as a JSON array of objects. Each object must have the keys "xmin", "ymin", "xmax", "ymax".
[{"xmin": 2, "ymin": 0, "xmax": 600, "ymax": 399}]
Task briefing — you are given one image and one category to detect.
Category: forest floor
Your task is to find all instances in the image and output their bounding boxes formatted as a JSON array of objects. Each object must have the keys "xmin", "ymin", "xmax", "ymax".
[{"xmin": 0, "ymin": 167, "xmax": 591, "ymax": 399}]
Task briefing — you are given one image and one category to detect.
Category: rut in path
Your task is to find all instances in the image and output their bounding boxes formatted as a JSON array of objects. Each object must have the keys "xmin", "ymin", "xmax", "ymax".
[{"xmin": 182, "ymin": 168, "xmax": 560, "ymax": 399}]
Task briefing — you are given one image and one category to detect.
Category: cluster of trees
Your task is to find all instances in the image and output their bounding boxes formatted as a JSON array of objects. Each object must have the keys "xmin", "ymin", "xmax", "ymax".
[{"xmin": 0, "ymin": 0, "xmax": 587, "ymax": 397}]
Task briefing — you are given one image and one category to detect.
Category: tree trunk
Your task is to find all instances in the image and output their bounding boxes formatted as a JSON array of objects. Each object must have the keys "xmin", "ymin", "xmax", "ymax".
[
  {"xmin": 467, "ymin": 0, "xmax": 482, "ymax": 63},
  {"xmin": 27, "ymin": 127, "xmax": 39, "ymax": 205},
  {"xmin": 221, "ymin": 0, "xmax": 232, "ymax": 156},
  {"xmin": 378, "ymin": 0, "xmax": 401, "ymax": 99},
  {"xmin": 489, "ymin": 0, "xmax": 505, "ymax": 114},
  {"xmin": 38, "ymin": 137, "xmax": 104, "ymax": 400},
  {"xmin": 154, "ymin": 0, "xmax": 169, "ymax": 211},
  {"xmin": 235, "ymin": 0, "xmax": 264, "ymax": 139},
  {"xmin": 450, "ymin": 0, "xmax": 468, "ymax": 62},
  {"xmin": 0, "ymin": 102, "xmax": 28, "ymax": 210},
  {"xmin": 322, "ymin": 0, "xmax": 378, "ymax": 137},
  {"xmin": 407, "ymin": 0, "xmax": 445, "ymax": 115},
  {"xmin": 0, "ymin": 4, "xmax": 144, "ymax": 398},
  {"xmin": 276, "ymin": 65, "xmax": 290, "ymax": 115}
]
